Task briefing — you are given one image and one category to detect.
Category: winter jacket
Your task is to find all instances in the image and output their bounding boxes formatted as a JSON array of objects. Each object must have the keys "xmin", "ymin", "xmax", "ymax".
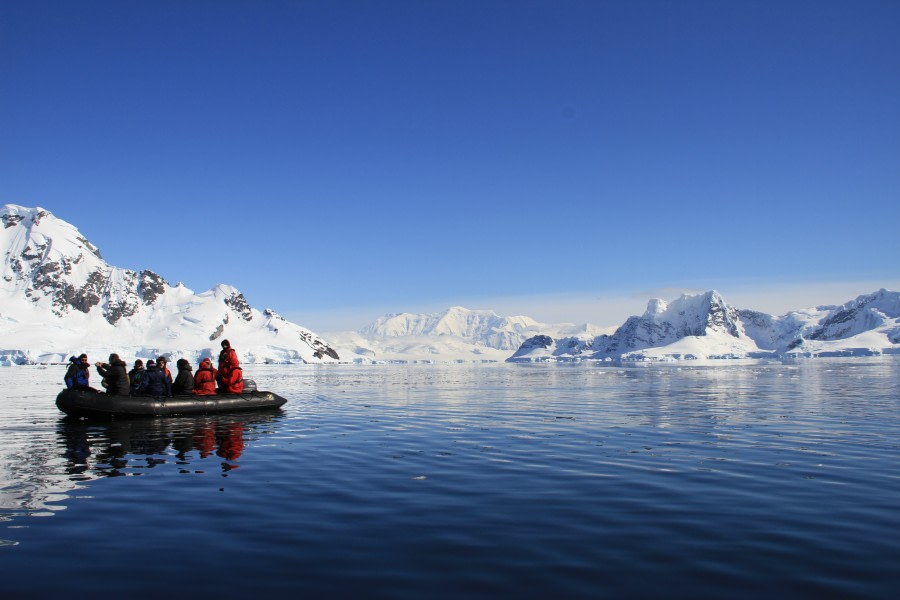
[
  {"xmin": 64, "ymin": 357, "xmax": 91, "ymax": 389},
  {"xmin": 64, "ymin": 357, "xmax": 79, "ymax": 389},
  {"xmin": 192, "ymin": 358, "xmax": 218, "ymax": 395},
  {"xmin": 219, "ymin": 366, "xmax": 244, "ymax": 394},
  {"xmin": 156, "ymin": 363, "xmax": 173, "ymax": 385},
  {"xmin": 97, "ymin": 359, "xmax": 130, "ymax": 396},
  {"xmin": 139, "ymin": 364, "xmax": 173, "ymax": 397},
  {"xmin": 218, "ymin": 347, "xmax": 239, "ymax": 372},
  {"xmin": 172, "ymin": 363, "xmax": 194, "ymax": 395},
  {"xmin": 128, "ymin": 367, "xmax": 146, "ymax": 395},
  {"xmin": 217, "ymin": 347, "xmax": 243, "ymax": 393}
]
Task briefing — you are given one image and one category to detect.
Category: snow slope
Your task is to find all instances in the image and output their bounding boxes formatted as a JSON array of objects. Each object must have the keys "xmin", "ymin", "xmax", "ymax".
[
  {"xmin": 1, "ymin": 204, "xmax": 339, "ymax": 365},
  {"xmin": 509, "ymin": 290, "xmax": 900, "ymax": 362},
  {"xmin": 329, "ymin": 306, "xmax": 610, "ymax": 363},
  {"xmin": 3, "ymin": 204, "xmax": 897, "ymax": 366}
]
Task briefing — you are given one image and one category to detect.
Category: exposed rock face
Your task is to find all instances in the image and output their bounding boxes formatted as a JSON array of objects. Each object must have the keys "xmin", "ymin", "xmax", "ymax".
[
  {"xmin": 792, "ymin": 289, "xmax": 900, "ymax": 350},
  {"xmin": 519, "ymin": 335, "xmax": 554, "ymax": 351},
  {"xmin": 586, "ymin": 291, "xmax": 744, "ymax": 357},
  {"xmin": 138, "ymin": 270, "xmax": 167, "ymax": 305},
  {"xmin": 224, "ymin": 290, "xmax": 253, "ymax": 322}
]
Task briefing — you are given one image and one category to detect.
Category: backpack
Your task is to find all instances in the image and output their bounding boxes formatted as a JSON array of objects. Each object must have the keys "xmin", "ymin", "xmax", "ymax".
[{"xmin": 130, "ymin": 369, "xmax": 145, "ymax": 393}]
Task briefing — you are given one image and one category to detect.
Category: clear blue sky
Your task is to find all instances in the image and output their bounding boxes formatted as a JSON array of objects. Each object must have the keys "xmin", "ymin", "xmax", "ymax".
[{"xmin": 2, "ymin": 0, "xmax": 898, "ymax": 330}]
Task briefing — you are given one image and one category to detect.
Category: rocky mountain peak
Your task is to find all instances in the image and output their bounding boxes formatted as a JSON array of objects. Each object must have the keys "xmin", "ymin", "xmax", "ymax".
[{"xmin": 0, "ymin": 204, "xmax": 339, "ymax": 364}]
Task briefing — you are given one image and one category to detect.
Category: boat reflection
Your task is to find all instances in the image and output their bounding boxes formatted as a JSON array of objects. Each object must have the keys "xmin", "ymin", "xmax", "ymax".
[
  {"xmin": 0, "ymin": 410, "xmax": 284, "ymax": 544},
  {"xmin": 57, "ymin": 410, "xmax": 285, "ymax": 479}
]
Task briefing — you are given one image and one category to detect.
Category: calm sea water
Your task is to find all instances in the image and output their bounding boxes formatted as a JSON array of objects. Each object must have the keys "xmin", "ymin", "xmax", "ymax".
[{"xmin": 2, "ymin": 359, "xmax": 899, "ymax": 599}]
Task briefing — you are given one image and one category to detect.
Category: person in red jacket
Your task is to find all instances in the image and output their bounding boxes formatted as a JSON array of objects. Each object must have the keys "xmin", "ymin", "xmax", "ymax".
[
  {"xmin": 192, "ymin": 357, "xmax": 218, "ymax": 396},
  {"xmin": 216, "ymin": 339, "xmax": 244, "ymax": 394}
]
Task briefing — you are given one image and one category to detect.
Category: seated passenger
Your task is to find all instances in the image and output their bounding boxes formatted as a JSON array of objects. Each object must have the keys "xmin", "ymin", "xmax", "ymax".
[
  {"xmin": 138, "ymin": 359, "xmax": 173, "ymax": 397},
  {"xmin": 95, "ymin": 353, "xmax": 130, "ymax": 396},
  {"xmin": 156, "ymin": 356, "xmax": 173, "ymax": 385},
  {"xmin": 64, "ymin": 353, "xmax": 96, "ymax": 391},
  {"xmin": 128, "ymin": 359, "xmax": 145, "ymax": 396},
  {"xmin": 172, "ymin": 358, "xmax": 195, "ymax": 395},
  {"xmin": 192, "ymin": 357, "xmax": 217, "ymax": 396}
]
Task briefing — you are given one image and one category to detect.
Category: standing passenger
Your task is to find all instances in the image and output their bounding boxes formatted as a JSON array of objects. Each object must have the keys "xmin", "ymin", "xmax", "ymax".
[{"xmin": 216, "ymin": 340, "xmax": 244, "ymax": 394}]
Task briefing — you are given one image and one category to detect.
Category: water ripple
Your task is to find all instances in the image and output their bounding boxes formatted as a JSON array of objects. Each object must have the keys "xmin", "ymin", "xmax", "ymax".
[{"xmin": 2, "ymin": 360, "xmax": 900, "ymax": 598}]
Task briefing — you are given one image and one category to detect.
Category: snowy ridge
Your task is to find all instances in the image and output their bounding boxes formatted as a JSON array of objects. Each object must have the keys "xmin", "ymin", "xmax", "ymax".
[
  {"xmin": 509, "ymin": 289, "xmax": 900, "ymax": 362},
  {"xmin": 1, "ymin": 204, "xmax": 339, "ymax": 365},
  {"xmin": 361, "ymin": 307, "xmax": 543, "ymax": 350},
  {"xmin": 331, "ymin": 307, "xmax": 608, "ymax": 363},
  {"xmin": 3, "ymin": 205, "xmax": 897, "ymax": 366}
]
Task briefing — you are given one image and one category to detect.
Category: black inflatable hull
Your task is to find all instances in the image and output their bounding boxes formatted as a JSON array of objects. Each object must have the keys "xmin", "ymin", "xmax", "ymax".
[{"xmin": 56, "ymin": 388, "xmax": 288, "ymax": 418}]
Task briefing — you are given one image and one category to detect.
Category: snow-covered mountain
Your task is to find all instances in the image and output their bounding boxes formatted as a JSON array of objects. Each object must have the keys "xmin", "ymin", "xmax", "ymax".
[
  {"xmin": 1, "ymin": 204, "xmax": 339, "ymax": 365},
  {"xmin": 5, "ymin": 205, "xmax": 896, "ymax": 366},
  {"xmin": 328, "ymin": 306, "xmax": 609, "ymax": 363},
  {"xmin": 509, "ymin": 289, "xmax": 900, "ymax": 362}
]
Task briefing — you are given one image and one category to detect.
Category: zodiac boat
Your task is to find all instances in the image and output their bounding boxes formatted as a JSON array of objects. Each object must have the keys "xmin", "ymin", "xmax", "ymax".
[{"xmin": 55, "ymin": 382, "xmax": 287, "ymax": 418}]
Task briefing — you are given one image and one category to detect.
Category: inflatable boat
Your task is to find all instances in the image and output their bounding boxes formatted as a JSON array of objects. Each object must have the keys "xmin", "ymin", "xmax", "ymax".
[{"xmin": 56, "ymin": 385, "xmax": 287, "ymax": 418}]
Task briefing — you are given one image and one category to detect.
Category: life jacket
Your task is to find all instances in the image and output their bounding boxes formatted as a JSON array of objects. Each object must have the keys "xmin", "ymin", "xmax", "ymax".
[
  {"xmin": 218, "ymin": 347, "xmax": 239, "ymax": 372},
  {"xmin": 192, "ymin": 359, "xmax": 218, "ymax": 395},
  {"xmin": 221, "ymin": 366, "xmax": 244, "ymax": 394}
]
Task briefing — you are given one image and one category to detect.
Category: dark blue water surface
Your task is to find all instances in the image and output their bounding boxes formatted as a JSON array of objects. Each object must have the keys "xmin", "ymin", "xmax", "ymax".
[{"xmin": 2, "ymin": 359, "xmax": 899, "ymax": 599}]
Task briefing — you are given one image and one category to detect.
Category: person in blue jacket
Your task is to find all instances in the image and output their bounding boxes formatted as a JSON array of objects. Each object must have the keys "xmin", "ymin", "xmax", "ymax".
[
  {"xmin": 138, "ymin": 359, "xmax": 172, "ymax": 397},
  {"xmin": 64, "ymin": 354, "xmax": 95, "ymax": 391}
]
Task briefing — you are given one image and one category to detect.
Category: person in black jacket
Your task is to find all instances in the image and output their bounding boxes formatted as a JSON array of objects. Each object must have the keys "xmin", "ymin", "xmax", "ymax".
[
  {"xmin": 95, "ymin": 353, "xmax": 130, "ymax": 396},
  {"xmin": 172, "ymin": 358, "xmax": 194, "ymax": 395},
  {"xmin": 138, "ymin": 359, "xmax": 172, "ymax": 397},
  {"xmin": 128, "ymin": 359, "xmax": 145, "ymax": 395}
]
